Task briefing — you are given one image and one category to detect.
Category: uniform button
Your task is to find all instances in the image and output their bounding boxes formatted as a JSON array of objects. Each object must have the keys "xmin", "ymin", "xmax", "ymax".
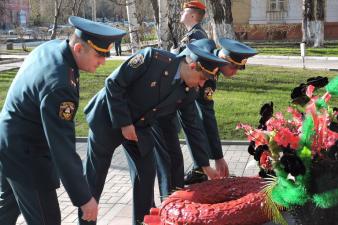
[
  {"xmin": 169, "ymin": 58, "xmax": 172, "ymax": 62},
  {"xmin": 150, "ymin": 81, "xmax": 157, "ymax": 87},
  {"xmin": 152, "ymin": 108, "xmax": 157, "ymax": 112},
  {"xmin": 140, "ymin": 117, "xmax": 145, "ymax": 121},
  {"xmin": 164, "ymin": 71, "xmax": 169, "ymax": 76},
  {"xmin": 185, "ymin": 87, "xmax": 190, "ymax": 92}
]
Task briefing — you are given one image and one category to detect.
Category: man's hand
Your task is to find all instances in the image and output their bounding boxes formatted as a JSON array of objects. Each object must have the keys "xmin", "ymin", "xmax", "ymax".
[
  {"xmin": 215, "ymin": 158, "xmax": 229, "ymax": 178},
  {"xmin": 170, "ymin": 46, "xmax": 180, "ymax": 54},
  {"xmin": 80, "ymin": 197, "xmax": 98, "ymax": 222},
  {"xmin": 121, "ymin": 124, "xmax": 138, "ymax": 141},
  {"xmin": 202, "ymin": 166, "xmax": 220, "ymax": 180}
]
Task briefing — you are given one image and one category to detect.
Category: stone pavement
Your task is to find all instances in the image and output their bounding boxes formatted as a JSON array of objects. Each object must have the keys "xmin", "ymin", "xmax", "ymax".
[
  {"xmin": 249, "ymin": 55, "xmax": 338, "ymax": 71},
  {"xmin": 15, "ymin": 141, "xmax": 266, "ymax": 225}
]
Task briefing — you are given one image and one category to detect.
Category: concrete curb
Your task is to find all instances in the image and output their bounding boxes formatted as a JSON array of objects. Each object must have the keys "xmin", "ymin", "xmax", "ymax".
[
  {"xmin": 0, "ymin": 58, "xmax": 24, "ymax": 65},
  {"xmin": 253, "ymin": 55, "xmax": 338, "ymax": 61},
  {"xmin": 247, "ymin": 62, "xmax": 333, "ymax": 71},
  {"xmin": 75, "ymin": 137, "xmax": 249, "ymax": 145}
]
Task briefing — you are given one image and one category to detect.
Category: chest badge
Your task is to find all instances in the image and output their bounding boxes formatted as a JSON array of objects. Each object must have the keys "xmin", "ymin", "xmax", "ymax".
[
  {"xmin": 59, "ymin": 102, "xmax": 76, "ymax": 121},
  {"xmin": 204, "ymin": 87, "xmax": 214, "ymax": 101},
  {"xmin": 128, "ymin": 54, "xmax": 144, "ymax": 68}
]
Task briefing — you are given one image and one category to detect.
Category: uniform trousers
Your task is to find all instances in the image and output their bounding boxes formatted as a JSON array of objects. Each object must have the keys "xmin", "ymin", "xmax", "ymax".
[
  {"xmin": 79, "ymin": 128, "xmax": 156, "ymax": 225},
  {"xmin": 0, "ymin": 171, "xmax": 61, "ymax": 225}
]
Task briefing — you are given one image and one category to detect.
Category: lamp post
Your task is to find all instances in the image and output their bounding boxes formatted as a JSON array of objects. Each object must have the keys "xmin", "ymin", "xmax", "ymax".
[{"xmin": 300, "ymin": 42, "xmax": 306, "ymax": 69}]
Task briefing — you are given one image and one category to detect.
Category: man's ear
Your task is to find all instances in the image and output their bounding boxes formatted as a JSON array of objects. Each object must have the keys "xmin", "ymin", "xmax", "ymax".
[
  {"xmin": 73, "ymin": 43, "xmax": 83, "ymax": 54},
  {"xmin": 189, "ymin": 62, "xmax": 196, "ymax": 70}
]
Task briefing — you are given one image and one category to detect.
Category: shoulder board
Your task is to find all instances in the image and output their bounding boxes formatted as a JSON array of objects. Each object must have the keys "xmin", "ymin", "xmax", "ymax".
[{"xmin": 153, "ymin": 49, "xmax": 175, "ymax": 63}]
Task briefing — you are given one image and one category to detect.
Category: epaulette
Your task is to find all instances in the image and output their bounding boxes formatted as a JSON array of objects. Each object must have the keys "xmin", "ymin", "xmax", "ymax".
[
  {"xmin": 154, "ymin": 50, "xmax": 174, "ymax": 63},
  {"xmin": 189, "ymin": 28, "xmax": 207, "ymax": 38}
]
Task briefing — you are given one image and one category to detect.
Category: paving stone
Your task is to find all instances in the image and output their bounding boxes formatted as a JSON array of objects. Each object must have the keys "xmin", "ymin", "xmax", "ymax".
[{"xmin": 15, "ymin": 142, "xmax": 253, "ymax": 225}]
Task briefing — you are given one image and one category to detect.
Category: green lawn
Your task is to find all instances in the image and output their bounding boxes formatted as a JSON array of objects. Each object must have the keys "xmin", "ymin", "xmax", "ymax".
[
  {"xmin": 0, "ymin": 62, "xmax": 337, "ymax": 139},
  {"xmin": 250, "ymin": 42, "xmax": 338, "ymax": 56},
  {"xmin": 2, "ymin": 41, "xmax": 337, "ymax": 57}
]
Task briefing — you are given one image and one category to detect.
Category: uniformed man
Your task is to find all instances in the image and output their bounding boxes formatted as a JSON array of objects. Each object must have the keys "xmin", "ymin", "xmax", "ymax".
[
  {"xmin": 184, "ymin": 38, "xmax": 258, "ymax": 185},
  {"xmin": 0, "ymin": 16, "xmax": 125, "ymax": 225},
  {"xmin": 150, "ymin": 1, "xmax": 212, "ymax": 198},
  {"xmin": 80, "ymin": 40, "xmax": 227, "ymax": 225},
  {"xmin": 171, "ymin": 0, "xmax": 208, "ymax": 54},
  {"xmin": 151, "ymin": 38, "xmax": 258, "ymax": 201}
]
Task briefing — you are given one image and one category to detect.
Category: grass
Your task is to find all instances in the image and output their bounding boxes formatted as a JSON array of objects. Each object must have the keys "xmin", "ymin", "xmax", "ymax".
[
  {"xmin": 0, "ymin": 62, "xmax": 337, "ymax": 139},
  {"xmin": 2, "ymin": 41, "xmax": 337, "ymax": 56},
  {"xmin": 249, "ymin": 42, "xmax": 338, "ymax": 56}
]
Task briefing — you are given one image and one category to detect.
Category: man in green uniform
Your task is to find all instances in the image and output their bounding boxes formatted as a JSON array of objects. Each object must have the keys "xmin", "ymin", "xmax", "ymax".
[
  {"xmin": 80, "ymin": 40, "xmax": 227, "ymax": 225},
  {"xmin": 0, "ymin": 16, "xmax": 125, "ymax": 225},
  {"xmin": 171, "ymin": 0, "xmax": 208, "ymax": 54},
  {"xmin": 152, "ymin": 38, "xmax": 257, "ymax": 202}
]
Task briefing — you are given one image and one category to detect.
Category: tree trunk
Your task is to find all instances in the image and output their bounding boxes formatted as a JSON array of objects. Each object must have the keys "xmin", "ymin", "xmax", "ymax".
[
  {"xmin": 206, "ymin": 0, "xmax": 236, "ymax": 44},
  {"xmin": 50, "ymin": 0, "xmax": 63, "ymax": 40},
  {"xmin": 126, "ymin": 0, "xmax": 141, "ymax": 53},
  {"xmin": 149, "ymin": 0, "xmax": 160, "ymax": 47},
  {"xmin": 158, "ymin": 0, "xmax": 185, "ymax": 50},
  {"xmin": 71, "ymin": 0, "xmax": 85, "ymax": 16},
  {"xmin": 157, "ymin": 0, "xmax": 169, "ymax": 49},
  {"xmin": 313, "ymin": 0, "xmax": 324, "ymax": 47},
  {"xmin": 302, "ymin": 0, "xmax": 324, "ymax": 47},
  {"xmin": 92, "ymin": 0, "xmax": 96, "ymax": 21}
]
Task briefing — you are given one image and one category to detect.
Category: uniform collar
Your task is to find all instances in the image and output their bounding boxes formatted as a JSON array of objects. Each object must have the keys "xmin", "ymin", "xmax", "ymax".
[
  {"xmin": 59, "ymin": 40, "xmax": 78, "ymax": 70},
  {"xmin": 188, "ymin": 23, "xmax": 202, "ymax": 32}
]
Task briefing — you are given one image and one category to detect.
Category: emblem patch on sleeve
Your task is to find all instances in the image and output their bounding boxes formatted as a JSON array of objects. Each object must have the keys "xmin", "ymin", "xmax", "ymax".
[
  {"xmin": 59, "ymin": 102, "xmax": 76, "ymax": 121},
  {"xmin": 128, "ymin": 54, "xmax": 144, "ymax": 68},
  {"xmin": 204, "ymin": 87, "xmax": 214, "ymax": 101}
]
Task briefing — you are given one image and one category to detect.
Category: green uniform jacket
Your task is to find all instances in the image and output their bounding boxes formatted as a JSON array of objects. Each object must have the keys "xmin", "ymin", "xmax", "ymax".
[
  {"xmin": 0, "ymin": 40, "xmax": 91, "ymax": 207},
  {"xmin": 85, "ymin": 47, "xmax": 210, "ymax": 165}
]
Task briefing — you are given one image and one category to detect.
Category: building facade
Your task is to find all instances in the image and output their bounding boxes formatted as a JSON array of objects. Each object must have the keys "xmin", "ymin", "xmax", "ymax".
[
  {"xmin": 1, "ymin": 0, "xmax": 30, "ymax": 30},
  {"xmin": 232, "ymin": 0, "xmax": 338, "ymax": 40}
]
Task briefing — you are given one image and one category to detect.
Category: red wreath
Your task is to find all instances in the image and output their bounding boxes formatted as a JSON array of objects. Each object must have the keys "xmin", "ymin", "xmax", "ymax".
[{"xmin": 144, "ymin": 177, "xmax": 269, "ymax": 225}]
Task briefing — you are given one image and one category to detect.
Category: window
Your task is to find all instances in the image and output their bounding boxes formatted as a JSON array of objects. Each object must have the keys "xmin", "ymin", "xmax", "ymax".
[
  {"xmin": 268, "ymin": 0, "xmax": 287, "ymax": 12},
  {"xmin": 266, "ymin": 0, "xmax": 288, "ymax": 22}
]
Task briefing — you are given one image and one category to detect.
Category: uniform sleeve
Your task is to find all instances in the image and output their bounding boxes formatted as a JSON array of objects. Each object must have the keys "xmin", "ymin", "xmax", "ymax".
[
  {"xmin": 105, "ymin": 48, "xmax": 153, "ymax": 128},
  {"xmin": 196, "ymin": 100, "xmax": 224, "ymax": 160},
  {"xmin": 178, "ymin": 102, "xmax": 210, "ymax": 167},
  {"xmin": 40, "ymin": 87, "xmax": 91, "ymax": 207}
]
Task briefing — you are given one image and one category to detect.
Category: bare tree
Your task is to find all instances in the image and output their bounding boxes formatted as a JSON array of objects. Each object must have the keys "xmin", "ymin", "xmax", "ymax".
[
  {"xmin": 92, "ymin": 0, "xmax": 97, "ymax": 20},
  {"xmin": 0, "ymin": 0, "xmax": 8, "ymax": 16},
  {"xmin": 50, "ymin": 0, "xmax": 64, "ymax": 39},
  {"xmin": 149, "ymin": 0, "xmax": 159, "ymax": 26},
  {"xmin": 206, "ymin": 0, "xmax": 236, "ymax": 44},
  {"xmin": 158, "ymin": 0, "xmax": 185, "ymax": 50},
  {"xmin": 149, "ymin": 0, "xmax": 160, "ymax": 46},
  {"xmin": 302, "ymin": 0, "xmax": 324, "ymax": 47},
  {"xmin": 71, "ymin": 0, "xmax": 85, "ymax": 16},
  {"xmin": 314, "ymin": 0, "xmax": 325, "ymax": 47},
  {"xmin": 126, "ymin": 0, "xmax": 141, "ymax": 53},
  {"xmin": 0, "ymin": 0, "xmax": 8, "ymax": 30}
]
